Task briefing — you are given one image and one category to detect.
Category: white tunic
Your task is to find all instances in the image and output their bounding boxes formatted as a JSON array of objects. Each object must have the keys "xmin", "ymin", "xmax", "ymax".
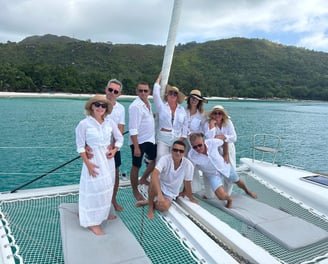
[
  {"xmin": 153, "ymin": 83, "xmax": 188, "ymax": 145},
  {"xmin": 204, "ymin": 119, "xmax": 237, "ymax": 168},
  {"xmin": 156, "ymin": 154, "xmax": 194, "ymax": 199},
  {"xmin": 75, "ymin": 116, "xmax": 123, "ymax": 227}
]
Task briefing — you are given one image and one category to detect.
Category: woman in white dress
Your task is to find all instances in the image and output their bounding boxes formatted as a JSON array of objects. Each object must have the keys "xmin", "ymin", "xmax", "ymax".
[{"xmin": 75, "ymin": 95, "xmax": 124, "ymax": 235}]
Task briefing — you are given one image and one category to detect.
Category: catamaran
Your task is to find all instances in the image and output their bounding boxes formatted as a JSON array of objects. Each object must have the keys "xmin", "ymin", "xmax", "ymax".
[{"xmin": 1, "ymin": 0, "xmax": 328, "ymax": 263}]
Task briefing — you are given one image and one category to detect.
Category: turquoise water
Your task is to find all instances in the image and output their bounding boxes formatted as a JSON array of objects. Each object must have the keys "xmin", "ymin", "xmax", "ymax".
[{"xmin": 0, "ymin": 97, "xmax": 327, "ymax": 192}]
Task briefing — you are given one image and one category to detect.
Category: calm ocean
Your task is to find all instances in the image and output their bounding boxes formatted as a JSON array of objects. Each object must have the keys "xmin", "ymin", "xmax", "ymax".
[{"xmin": 0, "ymin": 97, "xmax": 327, "ymax": 192}]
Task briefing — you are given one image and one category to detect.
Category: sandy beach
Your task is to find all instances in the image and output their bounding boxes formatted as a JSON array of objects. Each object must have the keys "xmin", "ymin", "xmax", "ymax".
[
  {"xmin": 0, "ymin": 91, "xmax": 231, "ymax": 101},
  {"xmin": 0, "ymin": 91, "xmax": 137, "ymax": 99}
]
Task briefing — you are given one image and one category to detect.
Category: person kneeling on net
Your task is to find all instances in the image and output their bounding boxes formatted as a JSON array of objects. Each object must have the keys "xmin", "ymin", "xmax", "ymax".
[
  {"xmin": 188, "ymin": 133, "xmax": 257, "ymax": 208},
  {"xmin": 135, "ymin": 140, "xmax": 197, "ymax": 219}
]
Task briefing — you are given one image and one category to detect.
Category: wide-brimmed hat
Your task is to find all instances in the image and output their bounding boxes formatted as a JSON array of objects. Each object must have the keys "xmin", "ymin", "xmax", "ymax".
[
  {"xmin": 85, "ymin": 94, "xmax": 113, "ymax": 115},
  {"xmin": 208, "ymin": 105, "xmax": 229, "ymax": 118},
  {"xmin": 165, "ymin": 85, "xmax": 185, "ymax": 104},
  {"xmin": 188, "ymin": 89, "xmax": 208, "ymax": 103}
]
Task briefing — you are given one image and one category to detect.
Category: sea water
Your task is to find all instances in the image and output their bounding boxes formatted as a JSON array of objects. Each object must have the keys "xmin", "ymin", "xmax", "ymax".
[{"xmin": 0, "ymin": 97, "xmax": 327, "ymax": 192}]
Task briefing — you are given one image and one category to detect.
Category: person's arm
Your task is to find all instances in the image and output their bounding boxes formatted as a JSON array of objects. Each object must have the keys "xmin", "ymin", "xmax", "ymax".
[
  {"xmin": 183, "ymin": 180, "xmax": 197, "ymax": 203},
  {"xmin": 107, "ymin": 120, "xmax": 124, "ymax": 159},
  {"xmin": 222, "ymin": 142, "xmax": 229, "ymax": 164},
  {"xmin": 153, "ymin": 73, "xmax": 164, "ymax": 109},
  {"xmin": 129, "ymin": 104, "xmax": 141, "ymax": 157},
  {"xmin": 149, "ymin": 168, "xmax": 164, "ymax": 203},
  {"xmin": 75, "ymin": 120, "xmax": 99, "ymax": 176}
]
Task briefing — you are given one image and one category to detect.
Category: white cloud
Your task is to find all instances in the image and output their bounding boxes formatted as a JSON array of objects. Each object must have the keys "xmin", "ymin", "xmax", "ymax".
[{"xmin": 1, "ymin": 0, "xmax": 328, "ymax": 51}]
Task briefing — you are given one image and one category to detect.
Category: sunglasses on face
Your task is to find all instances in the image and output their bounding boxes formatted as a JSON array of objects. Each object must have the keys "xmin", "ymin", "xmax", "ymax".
[
  {"xmin": 190, "ymin": 96, "xmax": 199, "ymax": 101},
  {"xmin": 93, "ymin": 102, "xmax": 107, "ymax": 109},
  {"xmin": 172, "ymin": 148, "xmax": 185, "ymax": 154},
  {"xmin": 168, "ymin": 91, "xmax": 178, "ymax": 96},
  {"xmin": 138, "ymin": 89, "xmax": 149, "ymax": 93},
  {"xmin": 108, "ymin": 87, "xmax": 119, "ymax": 95},
  {"xmin": 213, "ymin": 111, "xmax": 223, "ymax": 115},
  {"xmin": 192, "ymin": 143, "xmax": 203, "ymax": 150}
]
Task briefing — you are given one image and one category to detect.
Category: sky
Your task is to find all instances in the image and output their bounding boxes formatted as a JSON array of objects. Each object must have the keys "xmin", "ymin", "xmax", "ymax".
[{"xmin": 1, "ymin": 0, "xmax": 328, "ymax": 52}]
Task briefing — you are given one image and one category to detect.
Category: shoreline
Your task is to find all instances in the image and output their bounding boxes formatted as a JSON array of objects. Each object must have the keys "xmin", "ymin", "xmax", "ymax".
[{"xmin": 0, "ymin": 91, "xmax": 231, "ymax": 101}]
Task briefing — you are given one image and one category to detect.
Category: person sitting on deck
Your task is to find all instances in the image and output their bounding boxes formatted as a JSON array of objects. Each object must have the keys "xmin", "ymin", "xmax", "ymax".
[
  {"xmin": 135, "ymin": 140, "xmax": 197, "ymax": 219},
  {"xmin": 188, "ymin": 133, "xmax": 257, "ymax": 208}
]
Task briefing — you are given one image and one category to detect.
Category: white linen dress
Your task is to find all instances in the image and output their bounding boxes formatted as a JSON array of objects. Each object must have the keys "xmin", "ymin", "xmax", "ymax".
[{"xmin": 75, "ymin": 115, "xmax": 123, "ymax": 227}]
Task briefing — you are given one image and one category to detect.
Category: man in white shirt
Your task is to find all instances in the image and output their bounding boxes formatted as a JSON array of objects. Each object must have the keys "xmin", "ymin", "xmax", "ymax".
[
  {"xmin": 129, "ymin": 82, "xmax": 156, "ymax": 201},
  {"xmin": 136, "ymin": 141, "xmax": 196, "ymax": 219},
  {"xmin": 105, "ymin": 79, "xmax": 125, "ymax": 211},
  {"xmin": 188, "ymin": 133, "xmax": 257, "ymax": 208}
]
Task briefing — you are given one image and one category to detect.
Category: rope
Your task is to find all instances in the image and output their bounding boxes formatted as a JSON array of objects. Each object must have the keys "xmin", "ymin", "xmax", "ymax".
[
  {"xmin": 10, "ymin": 156, "xmax": 81, "ymax": 193},
  {"xmin": 9, "ymin": 130, "xmax": 129, "ymax": 193}
]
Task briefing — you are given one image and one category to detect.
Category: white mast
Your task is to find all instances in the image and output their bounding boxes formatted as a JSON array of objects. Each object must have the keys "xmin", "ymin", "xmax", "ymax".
[{"xmin": 160, "ymin": 0, "xmax": 183, "ymax": 97}]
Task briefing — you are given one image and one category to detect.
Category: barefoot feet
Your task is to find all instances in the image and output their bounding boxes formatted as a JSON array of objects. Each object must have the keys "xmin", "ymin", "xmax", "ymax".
[
  {"xmin": 112, "ymin": 200, "xmax": 123, "ymax": 212},
  {"xmin": 133, "ymin": 190, "xmax": 144, "ymax": 201},
  {"xmin": 88, "ymin": 225, "xmax": 105, "ymax": 236},
  {"xmin": 135, "ymin": 200, "xmax": 149, "ymax": 207},
  {"xmin": 246, "ymin": 191, "xmax": 258, "ymax": 199}
]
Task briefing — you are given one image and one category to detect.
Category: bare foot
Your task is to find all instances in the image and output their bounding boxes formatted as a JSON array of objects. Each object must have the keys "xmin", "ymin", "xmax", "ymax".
[
  {"xmin": 108, "ymin": 215, "xmax": 117, "ymax": 220},
  {"xmin": 135, "ymin": 200, "xmax": 149, "ymax": 207},
  {"xmin": 147, "ymin": 209, "xmax": 155, "ymax": 219},
  {"xmin": 133, "ymin": 190, "xmax": 144, "ymax": 201},
  {"xmin": 138, "ymin": 178, "xmax": 149, "ymax": 186},
  {"xmin": 112, "ymin": 201, "xmax": 123, "ymax": 212},
  {"xmin": 88, "ymin": 225, "xmax": 105, "ymax": 235},
  {"xmin": 246, "ymin": 191, "xmax": 258, "ymax": 199},
  {"xmin": 225, "ymin": 198, "xmax": 232, "ymax": 208}
]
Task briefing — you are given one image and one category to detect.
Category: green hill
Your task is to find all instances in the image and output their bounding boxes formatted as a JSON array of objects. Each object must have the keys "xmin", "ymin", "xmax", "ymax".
[{"xmin": 1, "ymin": 35, "xmax": 328, "ymax": 100}]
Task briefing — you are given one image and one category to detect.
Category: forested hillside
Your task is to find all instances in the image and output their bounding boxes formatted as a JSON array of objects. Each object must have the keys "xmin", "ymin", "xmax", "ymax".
[{"xmin": 1, "ymin": 34, "xmax": 328, "ymax": 100}]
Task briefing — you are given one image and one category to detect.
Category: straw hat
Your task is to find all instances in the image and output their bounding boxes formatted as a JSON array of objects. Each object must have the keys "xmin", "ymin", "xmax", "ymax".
[
  {"xmin": 188, "ymin": 89, "xmax": 208, "ymax": 103},
  {"xmin": 209, "ymin": 105, "xmax": 229, "ymax": 118},
  {"xmin": 165, "ymin": 84, "xmax": 186, "ymax": 104},
  {"xmin": 85, "ymin": 94, "xmax": 113, "ymax": 115}
]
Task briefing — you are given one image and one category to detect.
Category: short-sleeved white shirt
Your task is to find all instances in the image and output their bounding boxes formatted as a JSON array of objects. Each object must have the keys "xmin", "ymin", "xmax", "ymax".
[
  {"xmin": 156, "ymin": 154, "xmax": 194, "ymax": 199},
  {"xmin": 107, "ymin": 101, "xmax": 125, "ymax": 126},
  {"xmin": 188, "ymin": 138, "xmax": 230, "ymax": 177}
]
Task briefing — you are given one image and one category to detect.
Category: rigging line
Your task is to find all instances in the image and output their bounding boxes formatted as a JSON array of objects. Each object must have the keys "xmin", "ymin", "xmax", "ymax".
[{"xmin": 10, "ymin": 130, "xmax": 129, "ymax": 193}]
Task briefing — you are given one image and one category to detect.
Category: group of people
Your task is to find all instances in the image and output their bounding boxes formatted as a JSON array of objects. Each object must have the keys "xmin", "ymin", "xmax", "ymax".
[{"xmin": 75, "ymin": 74, "xmax": 257, "ymax": 235}]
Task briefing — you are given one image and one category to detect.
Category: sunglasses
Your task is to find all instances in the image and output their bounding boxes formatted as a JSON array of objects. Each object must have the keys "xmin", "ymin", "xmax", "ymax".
[
  {"xmin": 213, "ymin": 111, "xmax": 223, "ymax": 115},
  {"xmin": 172, "ymin": 148, "xmax": 185, "ymax": 154},
  {"xmin": 192, "ymin": 143, "xmax": 203, "ymax": 150},
  {"xmin": 108, "ymin": 87, "xmax": 119, "ymax": 95},
  {"xmin": 93, "ymin": 102, "xmax": 107, "ymax": 109},
  {"xmin": 138, "ymin": 89, "xmax": 149, "ymax": 93},
  {"xmin": 168, "ymin": 91, "xmax": 178, "ymax": 96}
]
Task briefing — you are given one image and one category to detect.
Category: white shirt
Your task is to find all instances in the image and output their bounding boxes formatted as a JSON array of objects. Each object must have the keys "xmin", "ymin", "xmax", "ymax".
[
  {"xmin": 156, "ymin": 154, "xmax": 194, "ymax": 199},
  {"xmin": 107, "ymin": 101, "xmax": 125, "ymax": 126},
  {"xmin": 186, "ymin": 108, "xmax": 207, "ymax": 135},
  {"xmin": 153, "ymin": 83, "xmax": 188, "ymax": 138},
  {"xmin": 204, "ymin": 119, "xmax": 237, "ymax": 143},
  {"xmin": 128, "ymin": 96, "xmax": 155, "ymax": 145},
  {"xmin": 188, "ymin": 138, "xmax": 230, "ymax": 177},
  {"xmin": 76, "ymin": 115, "xmax": 124, "ymax": 153}
]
